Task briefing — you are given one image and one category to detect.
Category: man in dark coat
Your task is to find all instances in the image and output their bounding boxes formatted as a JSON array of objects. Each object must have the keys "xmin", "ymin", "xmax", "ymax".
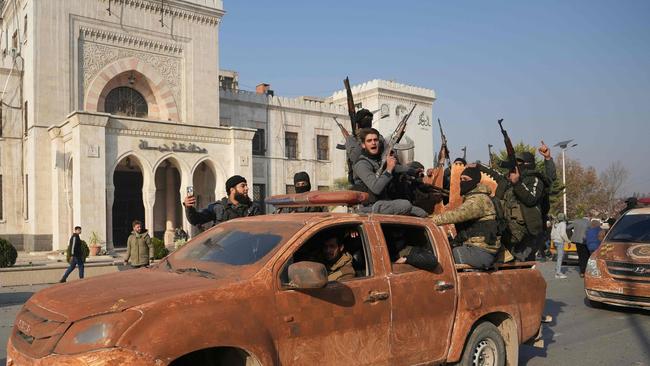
[
  {"xmin": 277, "ymin": 172, "xmax": 326, "ymax": 213},
  {"xmin": 184, "ymin": 175, "xmax": 262, "ymax": 227},
  {"xmin": 60, "ymin": 226, "xmax": 85, "ymax": 282}
]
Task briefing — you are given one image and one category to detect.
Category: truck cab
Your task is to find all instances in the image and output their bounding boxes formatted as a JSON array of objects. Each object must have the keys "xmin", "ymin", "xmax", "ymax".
[{"xmin": 8, "ymin": 193, "xmax": 546, "ymax": 366}]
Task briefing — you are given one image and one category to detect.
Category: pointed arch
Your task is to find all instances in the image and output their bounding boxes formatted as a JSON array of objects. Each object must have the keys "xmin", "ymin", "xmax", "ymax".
[{"xmin": 85, "ymin": 57, "xmax": 179, "ymax": 122}]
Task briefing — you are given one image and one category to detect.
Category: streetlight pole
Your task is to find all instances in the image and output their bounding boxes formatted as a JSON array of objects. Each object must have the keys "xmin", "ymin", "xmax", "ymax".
[
  {"xmin": 555, "ymin": 140, "xmax": 577, "ymax": 217},
  {"xmin": 562, "ymin": 148, "xmax": 567, "ymax": 216}
]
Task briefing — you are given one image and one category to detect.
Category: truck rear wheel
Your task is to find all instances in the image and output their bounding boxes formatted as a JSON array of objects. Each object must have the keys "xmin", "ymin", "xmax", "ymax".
[{"xmin": 459, "ymin": 322, "xmax": 506, "ymax": 366}]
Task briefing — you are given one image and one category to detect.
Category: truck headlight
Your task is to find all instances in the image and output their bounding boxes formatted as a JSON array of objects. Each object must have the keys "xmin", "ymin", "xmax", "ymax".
[
  {"xmin": 54, "ymin": 310, "xmax": 141, "ymax": 355},
  {"xmin": 586, "ymin": 259, "xmax": 601, "ymax": 278}
]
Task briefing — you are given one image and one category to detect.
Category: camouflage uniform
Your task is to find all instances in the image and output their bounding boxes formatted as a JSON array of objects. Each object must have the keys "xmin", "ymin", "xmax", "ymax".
[
  {"xmin": 431, "ymin": 184, "xmax": 500, "ymax": 268},
  {"xmin": 325, "ymin": 252, "xmax": 355, "ymax": 281}
]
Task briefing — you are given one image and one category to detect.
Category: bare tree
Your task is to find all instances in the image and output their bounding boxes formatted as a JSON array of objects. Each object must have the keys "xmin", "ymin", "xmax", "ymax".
[{"xmin": 600, "ymin": 161, "xmax": 629, "ymax": 216}]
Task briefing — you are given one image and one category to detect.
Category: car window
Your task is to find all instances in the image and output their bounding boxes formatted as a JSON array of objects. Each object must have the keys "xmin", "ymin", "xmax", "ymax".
[
  {"xmin": 174, "ymin": 221, "xmax": 303, "ymax": 265},
  {"xmin": 607, "ymin": 214, "xmax": 650, "ymax": 243},
  {"xmin": 380, "ymin": 224, "xmax": 438, "ymax": 273},
  {"xmin": 280, "ymin": 223, "xmax": 371, "ymax": 286}
]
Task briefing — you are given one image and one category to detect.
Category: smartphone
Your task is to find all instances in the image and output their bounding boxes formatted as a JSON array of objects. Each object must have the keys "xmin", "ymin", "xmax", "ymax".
[{"xmin": 186, "ymin": 186, "xmax": 194, "ymax": 197}]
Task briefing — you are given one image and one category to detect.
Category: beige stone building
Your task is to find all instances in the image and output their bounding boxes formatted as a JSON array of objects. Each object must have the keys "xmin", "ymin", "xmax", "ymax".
[{"xmin": 0, "ymin": 0, "xmax": 436, "ymax": 252}]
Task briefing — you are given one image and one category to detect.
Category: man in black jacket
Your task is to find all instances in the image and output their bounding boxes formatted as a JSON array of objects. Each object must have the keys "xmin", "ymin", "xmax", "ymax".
[
  {"xmin": 277, "ymin": 172, "xmax": 326, "ymax": 213},
  {"xmin": 183, "ymin": 175, "xmax": 261, "ymax": 227},
  {"xmin": 60, "ymin": 226, "xmax": 84, "ymax": 283}
]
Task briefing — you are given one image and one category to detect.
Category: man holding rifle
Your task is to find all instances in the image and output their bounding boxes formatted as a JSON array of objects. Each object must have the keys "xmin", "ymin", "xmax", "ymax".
[{"xmin": 352, "ymin": 128, "xmax": 427, "ymax": 217}]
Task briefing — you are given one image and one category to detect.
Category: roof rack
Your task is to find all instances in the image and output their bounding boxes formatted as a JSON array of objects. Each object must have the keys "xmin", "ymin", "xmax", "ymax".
[{"xmin": 265, "ymin": 190, "xmax": 368, "ymax": 208}]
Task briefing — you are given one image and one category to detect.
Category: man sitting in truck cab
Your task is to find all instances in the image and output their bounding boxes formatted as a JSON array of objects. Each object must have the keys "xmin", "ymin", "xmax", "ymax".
[
  {"xmin": 320, "ymin": 235, "xmax": 355, "ymax": 281},
  {"xmin": 386, "ymin": 229, "xmax": 438, "ymax": 271},
  {"xmin": 430, "ymin": 166, "xmax": 500, "ymax": 269}
]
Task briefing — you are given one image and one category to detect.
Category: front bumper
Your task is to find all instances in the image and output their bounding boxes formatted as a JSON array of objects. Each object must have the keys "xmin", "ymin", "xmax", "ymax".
[
  {"xmin": 585, "ymin": 273, "xmax": 650, "ymax": 309},
  {"xmin": 6, "ymin": 337, "xmax": 162, "ymax": 366}
]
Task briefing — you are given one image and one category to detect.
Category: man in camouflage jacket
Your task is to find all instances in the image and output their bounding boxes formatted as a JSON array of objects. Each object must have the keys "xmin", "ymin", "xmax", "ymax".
[{"xmin": 430, "ymin": 166, "xmax": 500, "ymax": 269}]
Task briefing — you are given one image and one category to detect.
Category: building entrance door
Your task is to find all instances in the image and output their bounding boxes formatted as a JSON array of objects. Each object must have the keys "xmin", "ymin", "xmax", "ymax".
[{"xmin": 112, "ymin": 170, "xmax": 144, "ymax": 247}]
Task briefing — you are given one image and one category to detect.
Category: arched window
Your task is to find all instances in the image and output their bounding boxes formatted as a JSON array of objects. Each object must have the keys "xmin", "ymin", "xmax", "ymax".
[{"xmin": 104, "ymin": 87, "xmax": 148, "ymax": 118}]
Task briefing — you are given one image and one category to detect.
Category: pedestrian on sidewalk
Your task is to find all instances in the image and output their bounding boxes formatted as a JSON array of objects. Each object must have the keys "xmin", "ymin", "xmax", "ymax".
[
  {"xmin": 586, "ymin": 219, "xmax": 603, "ymax": 254},
  {"xmin": 569, "ymin": 216, "xmax": 590, "ymax": 277},
  {"xmin": 60, "ymin": 226, "xmax": 86, "ymax": 282},
  {"xmin": 124, "ymin": 220, "xmax": 153, "ymax": 269},
  {"xmin": 551, "ymin": 214, "xmax": 570, "ymax": 279}
]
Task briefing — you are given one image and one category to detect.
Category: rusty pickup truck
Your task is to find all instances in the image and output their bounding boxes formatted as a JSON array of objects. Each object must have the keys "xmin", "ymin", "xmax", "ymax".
[
  {"xmin": 7, "ymin": 195, "xmax": 546, "ymax": 366},
  {"xmin": 585, "ymin": 206, "xmax": 650, "ymax": 309}
]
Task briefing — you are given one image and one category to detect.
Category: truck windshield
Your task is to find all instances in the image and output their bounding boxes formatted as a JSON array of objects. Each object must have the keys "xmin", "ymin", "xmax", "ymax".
[
  {"xmin": 173, "ymin": 221, "xmax": 303, "ymax": 265},
  {"xmin": 606, "ymin": 213, "xmax": 650, "ymax": 243}
]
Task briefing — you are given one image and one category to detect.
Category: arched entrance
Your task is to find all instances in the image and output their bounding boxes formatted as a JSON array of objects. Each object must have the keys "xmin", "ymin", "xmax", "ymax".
[
  {"xmin": 190, "ymin": 161, "xmax": 217, "ymax": 237},
  {"xmin": 112, "ymin": 156, "xmax": 145, "ymax": 247},
  {"xmin": 153, "ymin": 159, "xmax": 182, "ymax": 246}
]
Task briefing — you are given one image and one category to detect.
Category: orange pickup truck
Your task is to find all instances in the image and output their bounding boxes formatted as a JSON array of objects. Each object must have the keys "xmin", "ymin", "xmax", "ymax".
[{"xmin": 8, "ymin": 193, "xmax": 546, "ymax": 366}]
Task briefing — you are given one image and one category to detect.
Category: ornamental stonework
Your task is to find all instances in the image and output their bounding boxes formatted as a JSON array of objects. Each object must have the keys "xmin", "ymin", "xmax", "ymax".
[{"xmin": 81, "ymin": 41, "xmax": 182, "ymax": 110}]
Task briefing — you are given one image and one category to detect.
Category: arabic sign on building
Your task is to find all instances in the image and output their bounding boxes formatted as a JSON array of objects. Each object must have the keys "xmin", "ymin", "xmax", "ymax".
[{"xmin": 138, "ymin": 140, "xmax": 208, "ymax": 154}]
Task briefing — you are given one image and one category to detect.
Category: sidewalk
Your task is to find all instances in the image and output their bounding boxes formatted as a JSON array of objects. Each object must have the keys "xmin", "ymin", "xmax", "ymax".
[{"xmin": 0, "ymin": 250, "xmax": 127, "ymax": 287}]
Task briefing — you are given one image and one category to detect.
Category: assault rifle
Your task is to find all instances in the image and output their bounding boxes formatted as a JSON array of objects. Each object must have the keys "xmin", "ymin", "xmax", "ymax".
[
  {"xmin": 332, "ymin": 117, "xmax": 350, "ymax": 139},
  {"xmin": 498, "ymin": 119, "xmax": 517, "ymax": 173},
  {"xmin": 437, "ymin": 118, "xmax": 450, "ymax": 167},
  {"xmin": 343, "ymin": 77, "xmax": 357, "ymax": 137},
  {"xmin": 376, "ymin": 104, "xmax": 417, "ymax": 177}
]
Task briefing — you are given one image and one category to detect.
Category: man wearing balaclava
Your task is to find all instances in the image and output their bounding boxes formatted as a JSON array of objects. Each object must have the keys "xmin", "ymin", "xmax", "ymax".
[
  {"xmin": 430, "ymin": 166, "xmax": 500, "ymax": 269},
  {"xmin": 477, "ymin": 142, "xmax": 556, "ymax": 262},
  {"xmin": 277, "ymin": 172, "xmax": 326, "ymax": 213},
  {"xmin": 184, "ymin": 175, "xmax": 261, "ymax": 226}
]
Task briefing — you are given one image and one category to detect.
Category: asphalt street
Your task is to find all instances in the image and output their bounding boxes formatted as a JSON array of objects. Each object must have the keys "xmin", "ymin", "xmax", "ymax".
[{"xmin": 1, "ymin": 262, "xmax": 648, "ymax": 365}]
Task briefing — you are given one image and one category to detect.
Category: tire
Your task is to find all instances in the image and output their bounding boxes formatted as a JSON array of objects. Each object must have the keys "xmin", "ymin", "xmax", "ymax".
[{"xmin": 458, "ymin": 322, "xmax": 506, "ymax": 366}]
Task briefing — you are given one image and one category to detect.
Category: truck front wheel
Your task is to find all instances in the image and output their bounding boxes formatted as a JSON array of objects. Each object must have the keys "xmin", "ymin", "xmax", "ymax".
[{"xmin": 459, "ymin": 322, "xmax": 506, "ymax": 366}]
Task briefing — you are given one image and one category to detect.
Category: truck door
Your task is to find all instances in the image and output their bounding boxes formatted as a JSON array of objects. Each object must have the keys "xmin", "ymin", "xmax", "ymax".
[
  {"xmin": 273, "ymin": 221, "xmax": 391, "ymax": 365},
  {"xmin": 377, "ymin": 221, "xmax": 457, "ymax": 365}
]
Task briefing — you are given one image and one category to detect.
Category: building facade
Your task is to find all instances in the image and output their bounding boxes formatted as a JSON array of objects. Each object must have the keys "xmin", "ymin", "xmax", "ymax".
[{"xmin": 0, "ymin": 0, "xmax": 436, "ymax": 252}]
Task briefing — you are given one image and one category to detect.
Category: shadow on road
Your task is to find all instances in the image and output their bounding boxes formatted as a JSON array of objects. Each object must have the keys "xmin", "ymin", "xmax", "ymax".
[
  {"xmin": 519, "ymin": 298, "xmax": 567, "ymax": 364},
  {"xmin": 0, "ymin": 292, "xmax": 35, "ymax": 308},
  {"xmin": 583, "ymin": 297, "xmax": 650, "ymax": 355}
]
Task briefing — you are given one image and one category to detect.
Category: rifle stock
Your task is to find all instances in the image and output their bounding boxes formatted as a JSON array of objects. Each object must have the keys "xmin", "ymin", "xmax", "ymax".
[
  {"xmin": 376, "ymin": 104, "xmax": 417, "ymax": 177},
  {"xmin": 498, "ymin": 118, "xmax": 517, "ymax": 173},
  {"xmin": 344, "ymin": 77, "xmax": 357, "ymax": 137}
]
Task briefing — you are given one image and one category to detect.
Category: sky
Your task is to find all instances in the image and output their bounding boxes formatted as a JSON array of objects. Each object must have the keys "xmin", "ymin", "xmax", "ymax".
[{"xmin": 219, "ymin": 0, "xmax": 650, "ymax": 196}]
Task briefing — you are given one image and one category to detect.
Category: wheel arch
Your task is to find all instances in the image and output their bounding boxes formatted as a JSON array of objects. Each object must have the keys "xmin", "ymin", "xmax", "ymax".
[
  {"xmin": 169, "ymin": 346, "xmax": 264, "ymax": 366},
  {"xmin": 447, "ymin": 311, "xmax": 519, "ymax": 366}
]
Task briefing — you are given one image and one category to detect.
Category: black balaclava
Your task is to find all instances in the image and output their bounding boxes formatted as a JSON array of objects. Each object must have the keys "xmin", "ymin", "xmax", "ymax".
[
  {"xmin": 293, "ymin": 171, "xmax": 311, "ymax": 193},
  {"xmin": 460, "ymin": 166, "xmax": 482, "ymax": 195},
  {"xmin": 354, "ymin": 109, "xmax": 374, "ymax": 129},
  {"xmin": 515, "ymin": 151, "xmax": 535, "ymax": 171}
]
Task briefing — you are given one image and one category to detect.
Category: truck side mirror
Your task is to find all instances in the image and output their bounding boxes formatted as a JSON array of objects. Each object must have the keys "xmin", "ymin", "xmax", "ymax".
[{"xmin": 288, "ymin": 261, "xmax": 328, "ymax": 289}]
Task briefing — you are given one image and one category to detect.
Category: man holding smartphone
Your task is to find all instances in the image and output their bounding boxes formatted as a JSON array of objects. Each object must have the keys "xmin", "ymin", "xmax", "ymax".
[{"xmin": 183, "ymin": 175, "xmax": 261, "ymax": 226}]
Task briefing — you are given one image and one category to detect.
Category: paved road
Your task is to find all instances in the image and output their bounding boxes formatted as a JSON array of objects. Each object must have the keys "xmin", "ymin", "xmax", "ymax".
[{"xmin": 1, "ymin": 263, "xmax": 648, "ymax": 365}]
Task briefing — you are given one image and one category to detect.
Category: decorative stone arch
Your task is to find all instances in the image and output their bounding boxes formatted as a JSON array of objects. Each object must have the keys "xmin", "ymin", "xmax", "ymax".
[
  {"xmin": 85, "ymin": 57, "xmax": 180, "ymax": 122},
  {"xmin": 109, "ymin": 151, "xmax": 153, "ymax": 189},
  {"xmin": 194, "ymin": 157, "xmax": 229, "ymax": 196},
  {"xmin": 152, "ymin": 153, "xmax": 191, "ymax": 186}
]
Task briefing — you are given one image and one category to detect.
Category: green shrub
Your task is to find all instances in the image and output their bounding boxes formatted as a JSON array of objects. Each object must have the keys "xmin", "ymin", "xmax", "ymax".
[
  {"xmin": 152, "ymin": 237, "xmax": 169, "ymax": 259},
  {"xmin": 0, "ymin": 237, "xmax": 18, "ymax": 268}
]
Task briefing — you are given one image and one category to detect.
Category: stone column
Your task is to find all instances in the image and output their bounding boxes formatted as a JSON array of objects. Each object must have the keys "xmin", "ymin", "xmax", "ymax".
[
  {"xmin": 143, "ymin": 189, "xmax": 156, "ymax": 238},
  {"xmin": 164, "ymin": 166, "xmax": 176, "ymax": 246},
  {"xmin": 105, "ymin": 185, "xmax": 115, "ymax": 252}
]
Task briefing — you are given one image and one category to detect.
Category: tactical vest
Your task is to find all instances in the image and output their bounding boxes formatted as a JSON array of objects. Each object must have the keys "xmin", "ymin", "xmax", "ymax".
[{"xmin": 454, "ymin": 219, "xmax": 500, "ymax": 253}]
